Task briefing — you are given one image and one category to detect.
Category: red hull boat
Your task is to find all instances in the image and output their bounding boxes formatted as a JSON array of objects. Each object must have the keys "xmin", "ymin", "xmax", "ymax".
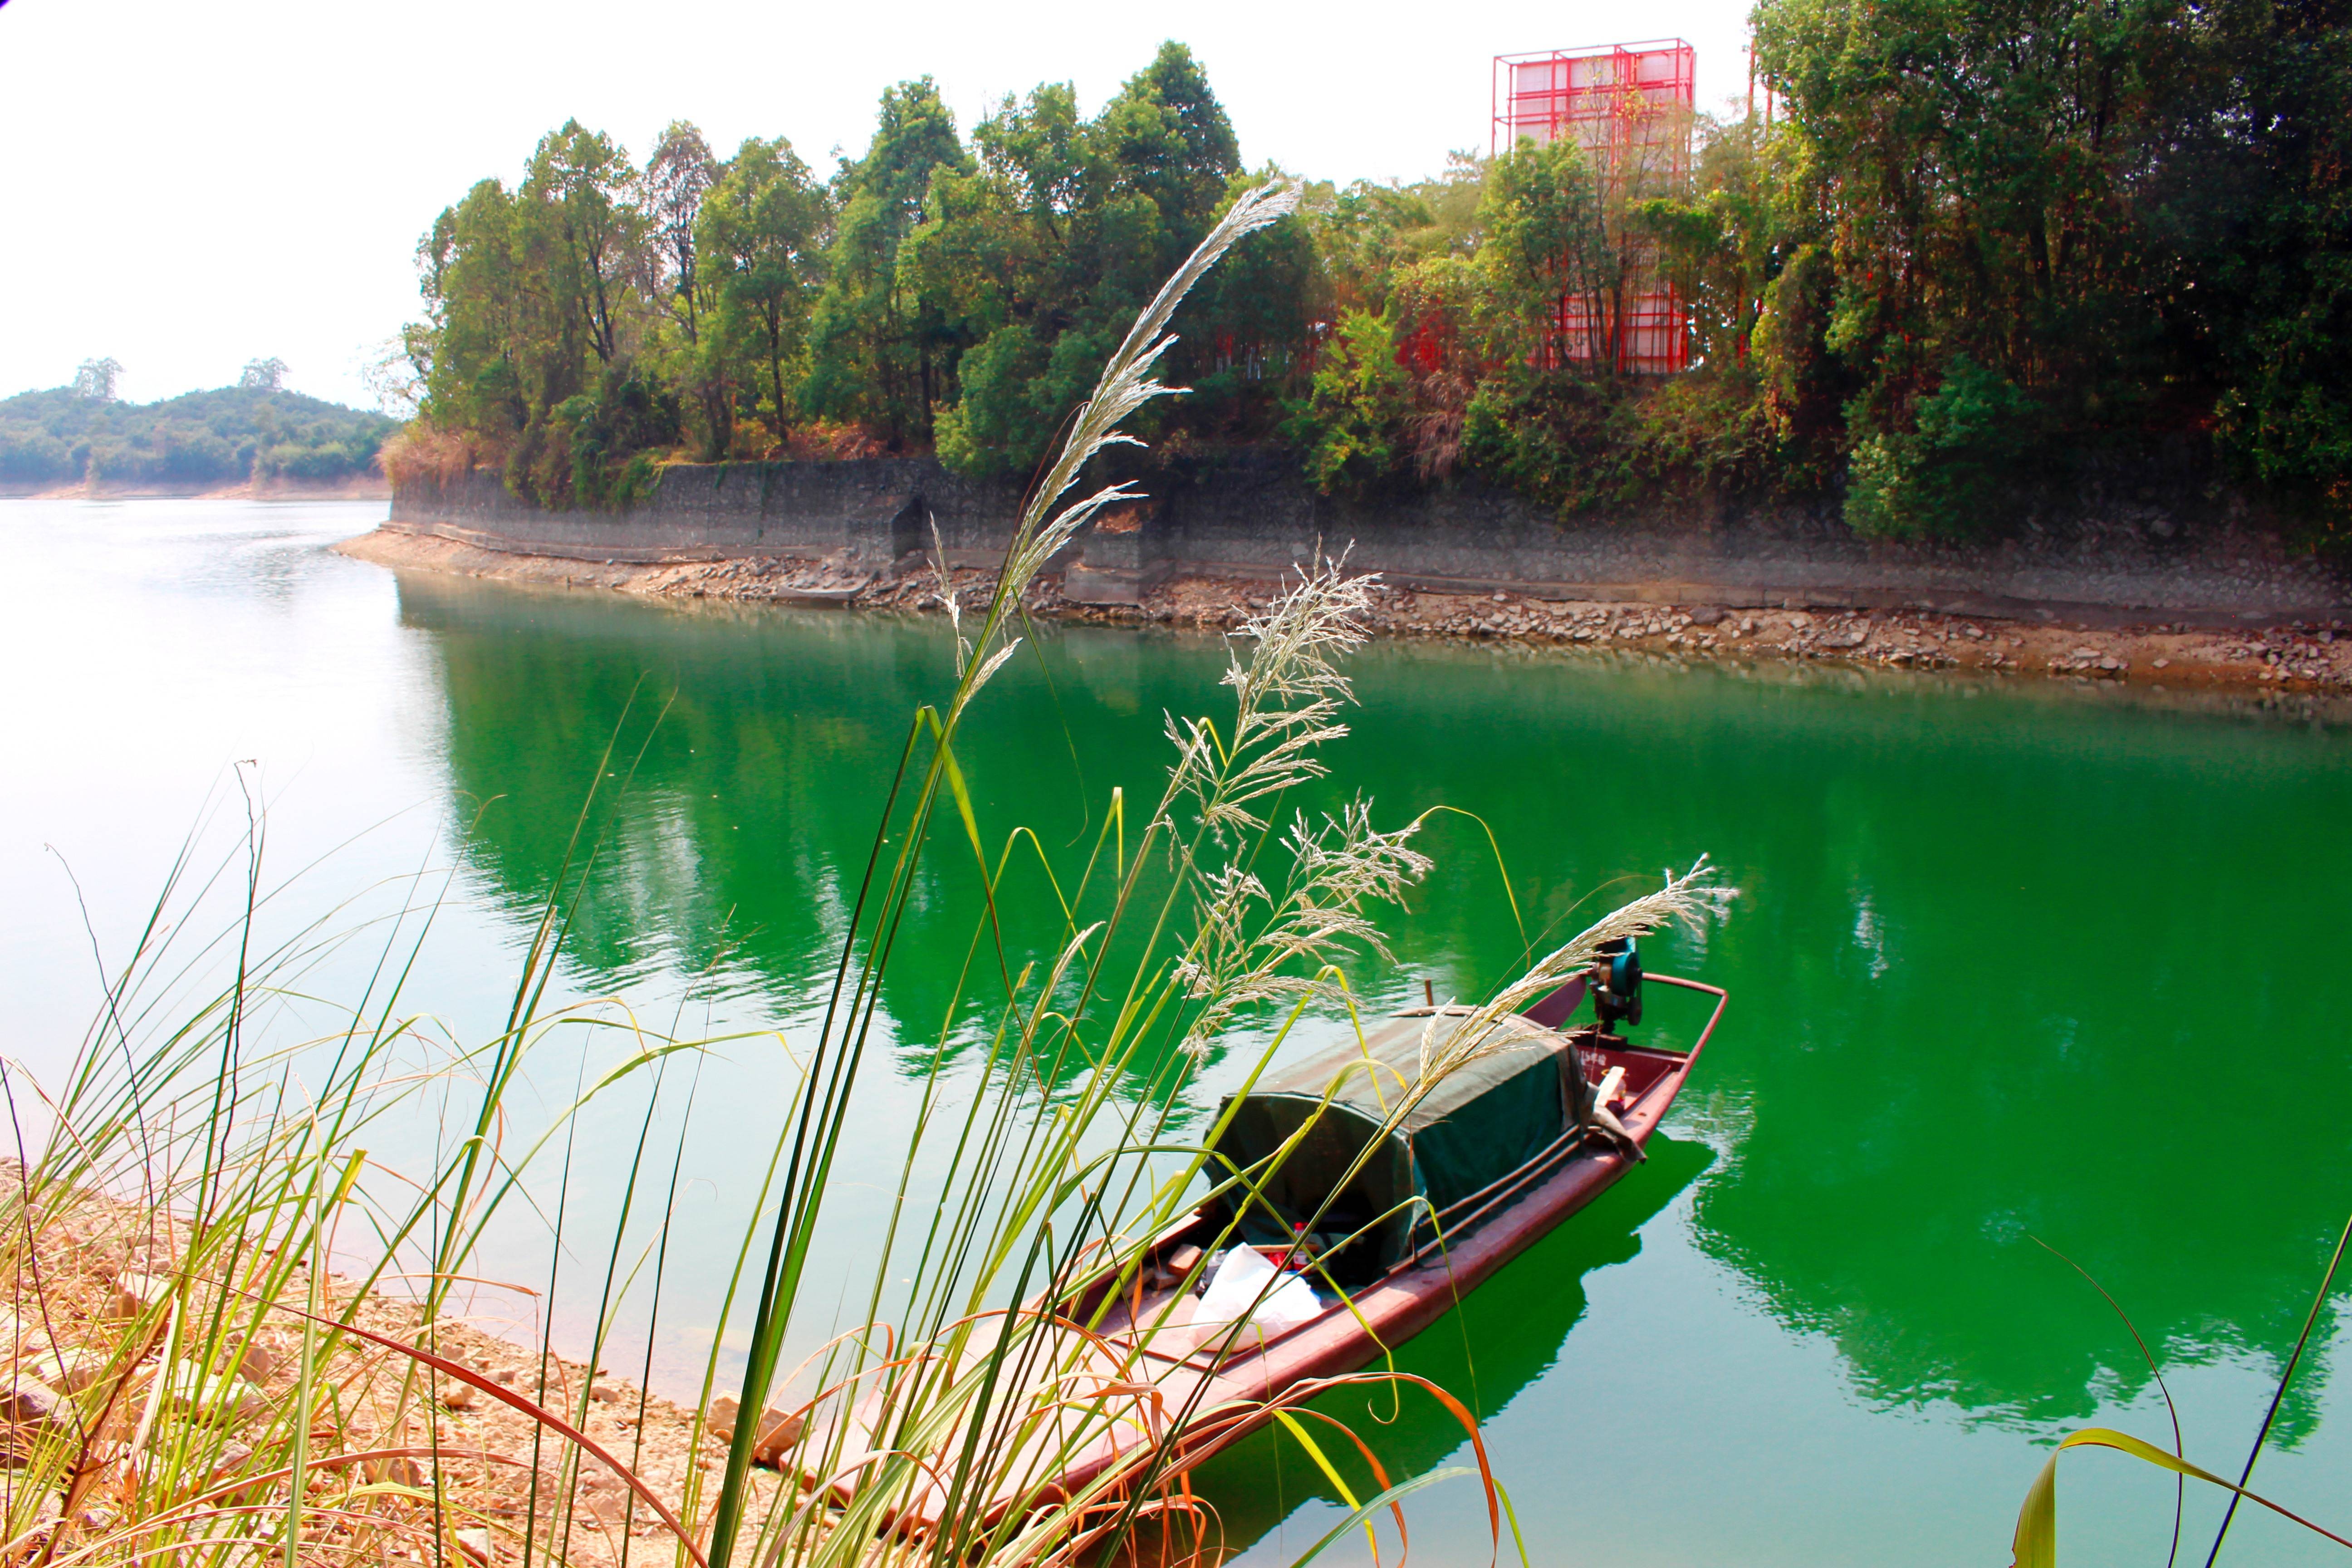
[
  {"xmin": 811, "ymin": 967, "xmax": 1727, "ymax": 1529},
  {"xmin": 1114, "ymin": 972, "xmax": 1728, "ymax": 1403}
]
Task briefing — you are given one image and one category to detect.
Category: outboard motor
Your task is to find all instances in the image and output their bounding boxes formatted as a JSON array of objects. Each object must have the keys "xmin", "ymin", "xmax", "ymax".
[{"xmin": 1594, "ymin": 937, "xmax": 1643, "ymax": 1030}]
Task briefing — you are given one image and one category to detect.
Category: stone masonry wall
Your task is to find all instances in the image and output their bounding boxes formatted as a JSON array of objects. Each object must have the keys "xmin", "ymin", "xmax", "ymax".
[{"xmin": 383, "ymin": 456, "xmax": 2351, "ymax": 627}]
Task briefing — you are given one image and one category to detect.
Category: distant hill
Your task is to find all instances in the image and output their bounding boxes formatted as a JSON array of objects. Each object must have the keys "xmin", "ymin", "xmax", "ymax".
[{"xmin": 0, "ymin": 382, "xmax": 397, "ymax": 492}]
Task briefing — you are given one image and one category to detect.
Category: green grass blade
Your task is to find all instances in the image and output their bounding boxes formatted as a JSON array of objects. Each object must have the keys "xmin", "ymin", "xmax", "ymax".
[{"xmin": 2013, "ymin": 1428, "xmax": 2352, "ymax": 1568}]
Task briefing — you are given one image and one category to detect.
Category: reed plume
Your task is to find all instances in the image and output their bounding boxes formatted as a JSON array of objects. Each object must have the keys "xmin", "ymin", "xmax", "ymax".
[
  {"xmin": 1416, "ymin": 857, "xmax": 1735, "ymax": 1086},
  {"xmin": 942, "ymin": 179, "xmax": 1300, "ymax": 713},
  {"xmin": 0, "ymin": 174, "xmax": 1525, "ymax": 1568}
]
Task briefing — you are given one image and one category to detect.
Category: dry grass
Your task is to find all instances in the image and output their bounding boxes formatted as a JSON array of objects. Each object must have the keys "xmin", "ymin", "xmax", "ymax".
[
  {"xmin": 0, "ymin": 1171, "xmax": 783, "ymax": 1568},
  {"xmin": 779, "ymin": 423, "xmax": 887, "ymax": 464},
  {"xmin": 378, "ymin": 423, "xmax": 499, "ymax": 490}
]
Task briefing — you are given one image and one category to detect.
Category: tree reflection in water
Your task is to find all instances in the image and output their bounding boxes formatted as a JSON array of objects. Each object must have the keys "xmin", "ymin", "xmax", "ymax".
[{"xmin": 399, "ymin": 567, "xmax": 2352, "ymax": 1534}]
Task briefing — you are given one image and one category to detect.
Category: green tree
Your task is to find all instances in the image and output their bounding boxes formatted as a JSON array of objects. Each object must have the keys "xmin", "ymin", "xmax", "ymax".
[
  {"xmin": 910, "ymin": 85, "xmax": 1078, "ymax": 364},
  {"xmin": 803, "ymin": 78, "xmax": 970, "ymax": 444},
  {"xmin": 2173, "ymin": 0, "xmax": 2352, "ymax": 540},
  {"xmin": 930, "ymin": 45, "xmax": 1279, "ymax": 475},
  {"xmin": 1176, "ymin": 171, "xmax": 1323, "ymax": 437},
  {"xmin": 1754, "ymin": 0, "xmax": 2180, "ymax": 504},
  {"xmin": 1479, "ymin": 136, "xmax": 1614, "ymax": 370},
  {"xmin": 524, "ymin": 122, "xmax": 644, "ymax": 369},
  {"xmin": 918, "ymin": 85, "xmax": 1094, "ymax": 474},
  {"xmin": 974, "ymin": 80, "xmax": 1089, "ymax": 239},
  {"xmin": 700, "ymin": 138, "xmax": 829, "ymax": 449},
  {"xmin": 0, "ymin": 381, "xmax": 392, "ymax": 488},
  {"xmin": 1306, "ymin": 160, "xmax": 1486, "ymax": 318},
  {"xmin": 415, "ymin": 178, "xmax": 531, "ymax": 439},
  {"xmin": 1637, "ymin": 113, "xmax": 1810, "ymax": 369},
  {"xmin": 1285, "ymin": 308, "xmax": 1409, "ymax": 490},
  {"xmin": 381, "ymin": 24, "xmax": 2352, "ymax": 544},
  {"xmin": 1090, "ymin": 41, "xmax": 1242, "ymax": 264},
  {"xmin": 1843, "ymin": 355, "xmax": 2039, "ymax": 537},
  {"xmin": 71, "ymin": 358, "xmax": 122, "ymax": 402},
  {"xmin": 645, "ymin": 123, "xmax": 732, "ymax": 458},
  {"xmin": 509, "ymin": 123, "xmax": 659, "ymax": 502},
  {"xmin": 646, "ymin": 122, "xmax": 720, "ymax": 346},
  {"xmin": 410, "ymin": 120, "xmax": 669, "ymax": 504}
]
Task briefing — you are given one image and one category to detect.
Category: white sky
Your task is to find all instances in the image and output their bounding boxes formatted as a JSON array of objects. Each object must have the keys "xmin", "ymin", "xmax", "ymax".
[{"xmin": 0, "ymin": 0, "xmax": 1758, "ymax": 409}]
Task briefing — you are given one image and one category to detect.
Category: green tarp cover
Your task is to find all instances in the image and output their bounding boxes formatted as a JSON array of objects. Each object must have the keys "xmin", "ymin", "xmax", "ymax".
[{"xmin": 1206, "ymin": 1011, "xmax": 1583, "ymax": 1277}]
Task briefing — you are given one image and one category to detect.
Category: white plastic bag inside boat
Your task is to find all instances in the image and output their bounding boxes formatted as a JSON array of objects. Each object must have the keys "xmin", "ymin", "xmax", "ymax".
[{"xmin": 1194, "ymin": 1246, "xmax": 1321, "ymax": 1336}]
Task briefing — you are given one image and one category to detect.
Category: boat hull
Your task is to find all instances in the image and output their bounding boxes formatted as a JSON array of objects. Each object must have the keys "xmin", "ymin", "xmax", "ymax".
[
  {"xmin": 1046, "ymin": 977, "xmax": 1726, "ymax": 1513},
  {"xmin": 816, "ymin": 978, "xmax": 1726, "ymax": 1531},
  {"xmin": 1197, "ymin": 1044, "xmax": 1690, "ymax": 1403}
]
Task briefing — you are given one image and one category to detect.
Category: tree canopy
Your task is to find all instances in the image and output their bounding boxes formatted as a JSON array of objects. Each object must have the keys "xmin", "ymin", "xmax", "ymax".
[
  {"xmin": 0, "ymin": 377, "xmax": 395, "ymax": 489},
  {"xmin": 395, "ymin": 19, "xmax": 2352, "ymax": 541}
]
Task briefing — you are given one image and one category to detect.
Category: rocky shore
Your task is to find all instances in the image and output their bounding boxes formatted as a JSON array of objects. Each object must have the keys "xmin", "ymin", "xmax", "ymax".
[{"xmin": 337, "ymin": 527, "xmax": 2352, "ymax": 698}]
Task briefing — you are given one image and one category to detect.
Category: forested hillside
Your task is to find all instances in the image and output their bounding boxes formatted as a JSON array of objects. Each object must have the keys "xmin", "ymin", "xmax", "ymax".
[
  {"xmin": 394, "ymin": 4, "xmax": 2352, "ymax": 544},
  {"xmin": 0, "ymin": 359, "xmax": 396, "ymax": 490}
]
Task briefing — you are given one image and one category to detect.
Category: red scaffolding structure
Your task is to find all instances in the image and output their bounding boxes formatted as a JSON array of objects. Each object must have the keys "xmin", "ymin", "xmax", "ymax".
[{"xmin": 1491, "ymin": 40, "xmax": 1696, "ymax": 374}]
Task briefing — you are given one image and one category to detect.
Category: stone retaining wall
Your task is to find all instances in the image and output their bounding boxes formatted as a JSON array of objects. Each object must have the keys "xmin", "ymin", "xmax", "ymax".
[
  {"xmin": 388, "ymin": 461, "xmax": 1024, "ymax": 564},
  {"xmin": 386, "ymin": 458, "xmax": 2350, "ymax": 628}
]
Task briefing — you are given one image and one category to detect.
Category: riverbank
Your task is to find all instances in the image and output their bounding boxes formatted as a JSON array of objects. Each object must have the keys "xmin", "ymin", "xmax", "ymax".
[
  {"xmin": 2, "ymin": 475, "xmax": 390, "ymax": 501},
  {"xmin": 338, "ymin": 525, "xmax": 2352, "ymax": 697},
  {"xmin": 1, "ymin": 1174, "xmax": 781, "ymax": 1568}
]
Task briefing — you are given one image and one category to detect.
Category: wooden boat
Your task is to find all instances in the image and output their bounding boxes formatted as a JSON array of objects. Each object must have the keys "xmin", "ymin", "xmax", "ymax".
[{"xmin": 807, "ymin": 960, "xmax": 1726, "ymax": 1529}]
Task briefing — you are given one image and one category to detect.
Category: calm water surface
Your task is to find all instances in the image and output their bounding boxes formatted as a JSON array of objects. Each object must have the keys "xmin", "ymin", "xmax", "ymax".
[{"xmin": 6, "ymin": 498, "xmax": 2352, "ymax": 1566}]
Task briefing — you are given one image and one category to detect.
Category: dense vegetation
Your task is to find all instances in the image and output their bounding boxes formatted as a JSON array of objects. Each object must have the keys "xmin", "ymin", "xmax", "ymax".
[
  {"xmin": 398, "ymin": 4, "xmax": 2352, "ymax": 542},
  {"xmin": 399, "ymin": 44, "xmax": 1306, "ymax": 510},
  {"xmin": 0, "ymin": 359, "xmax": 397, "ymax": 489}
]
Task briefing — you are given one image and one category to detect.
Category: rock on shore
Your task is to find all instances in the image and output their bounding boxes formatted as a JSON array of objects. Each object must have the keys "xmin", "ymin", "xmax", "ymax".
[{"xmin": 335, "ymin": 527, "xmax": 2352, "ymax": 697}]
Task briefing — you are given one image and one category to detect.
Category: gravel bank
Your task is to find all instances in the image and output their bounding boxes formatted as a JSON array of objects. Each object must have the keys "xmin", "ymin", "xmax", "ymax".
[{"xmin": 337, "ymin": 527, "xmax": 2352, "ymax": 697}]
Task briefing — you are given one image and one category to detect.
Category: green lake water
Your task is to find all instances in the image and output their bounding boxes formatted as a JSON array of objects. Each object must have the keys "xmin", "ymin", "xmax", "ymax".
[{"xmin": 7, "ymin": 498, "xmax": 2352, "ymax": 1565}]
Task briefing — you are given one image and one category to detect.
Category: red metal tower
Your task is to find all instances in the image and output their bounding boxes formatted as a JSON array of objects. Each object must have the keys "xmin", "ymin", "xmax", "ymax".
[{"xmin": 1491, "ymin": 40, "xmax": 1696, "ymax": 374}]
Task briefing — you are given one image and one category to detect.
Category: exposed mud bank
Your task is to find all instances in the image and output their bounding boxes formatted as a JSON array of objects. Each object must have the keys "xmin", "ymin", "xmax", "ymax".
[{"xmin": 338, "ymin": 525, "xmax": 2352, "ymax": 699}]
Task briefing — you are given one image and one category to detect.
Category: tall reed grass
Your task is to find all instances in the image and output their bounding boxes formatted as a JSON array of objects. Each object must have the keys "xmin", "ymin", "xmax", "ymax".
[
  {"xmin": 1, "ymin": 178, "xmax": 1669, "ymax": 1568},
  {"xmin": 17, "ymin": 178, "xmax": 2337, "ymax": 1568}
]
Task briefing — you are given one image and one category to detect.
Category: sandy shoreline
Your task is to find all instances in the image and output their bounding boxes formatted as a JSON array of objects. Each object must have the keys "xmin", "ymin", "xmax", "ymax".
[{"xmin": 336, "ymin": 526, "xmax": 2352, "ymax": 700}]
